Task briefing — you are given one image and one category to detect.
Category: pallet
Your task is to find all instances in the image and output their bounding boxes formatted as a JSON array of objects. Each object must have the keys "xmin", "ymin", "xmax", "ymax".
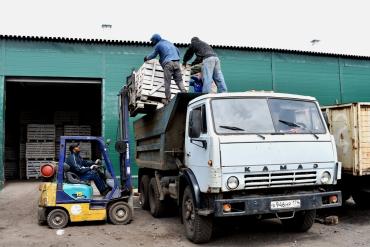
[{"xmin": 26, "ymin": 160, "xmax": 49, "ymax": 179}]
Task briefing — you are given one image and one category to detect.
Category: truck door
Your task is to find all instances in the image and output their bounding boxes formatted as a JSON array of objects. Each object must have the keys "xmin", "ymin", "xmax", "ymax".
[{"xmin": 185, "ymin": 104, "xmax": 210, "ymax": 172}]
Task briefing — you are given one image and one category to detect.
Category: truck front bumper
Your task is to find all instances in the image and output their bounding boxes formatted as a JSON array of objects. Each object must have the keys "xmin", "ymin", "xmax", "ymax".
[{"xmin": 213, "ymin": 190, "xmax": 341, "ymax": 217}]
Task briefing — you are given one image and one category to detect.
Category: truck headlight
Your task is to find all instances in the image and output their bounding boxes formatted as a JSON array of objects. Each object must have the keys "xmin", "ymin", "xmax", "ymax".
[
  {"xmin": 227, "ymin": 176, "xmax": 239, "ymax": 190},
  {"xmin": 320, "ymin": 171, "xmax": 331, "ymax": 184}
]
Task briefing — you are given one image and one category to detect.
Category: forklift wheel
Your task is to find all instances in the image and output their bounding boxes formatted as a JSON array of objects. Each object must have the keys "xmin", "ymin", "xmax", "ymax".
[
  {"xmin": 108, "ymin": 201, "xmax": 132, "ymax": 225},
  {"xmin": 46, "ymin": 209, "xmax": 69, "ymax": 229}
]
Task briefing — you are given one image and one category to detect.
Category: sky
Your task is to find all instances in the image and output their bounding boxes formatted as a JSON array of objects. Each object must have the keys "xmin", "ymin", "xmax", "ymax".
[{"xmin": 0, "ymin": 0, "xmax": 369, "ymax": 56}]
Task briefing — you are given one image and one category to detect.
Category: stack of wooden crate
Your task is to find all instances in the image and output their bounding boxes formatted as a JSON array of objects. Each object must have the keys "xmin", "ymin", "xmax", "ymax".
[
  {"xmin": 127, "ymin": 59, "xmax": 191, "ymax": 116},
  {"xmin": 26, "ymin": 124, "xmax": 55, "ymax": 179},
  {"xmin": 63, "ymin": 125, "xmax": 92, "ymax": 159}
]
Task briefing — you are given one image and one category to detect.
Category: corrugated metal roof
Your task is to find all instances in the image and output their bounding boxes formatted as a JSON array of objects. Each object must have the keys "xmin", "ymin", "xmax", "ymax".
[{"xmin": 1, "ymin": 34, "xmax": 370, "ymax": 60}]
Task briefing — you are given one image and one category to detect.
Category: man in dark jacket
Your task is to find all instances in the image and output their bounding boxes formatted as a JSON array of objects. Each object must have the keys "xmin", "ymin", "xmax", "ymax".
[
  {"xmin": 65, "ymin": 143, "xmax": 110, "ymax": 196},
  {"xmin": 144, "ymin": 34, "xmax": 187, "ymax": 104},
  {"xmin": 183, "ymin": 37, "xmax": 228, "ymax": 93}
]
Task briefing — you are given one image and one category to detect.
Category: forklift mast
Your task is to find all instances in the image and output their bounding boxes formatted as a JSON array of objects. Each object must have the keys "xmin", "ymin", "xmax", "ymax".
[{"xmin": 117, "ymin": 85, "xmax": 132, "ymax": 192}]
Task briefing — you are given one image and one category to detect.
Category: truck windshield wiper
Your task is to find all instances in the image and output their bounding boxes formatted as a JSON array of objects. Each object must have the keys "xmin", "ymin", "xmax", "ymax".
[
  {"xmin": 279, "ymin": 120, "xmax": 319, "ymax": 139},
  {"xmin": 219, "ymin": 125, "xmax": 245, "ymax": 131},
  {"xmin": 279, "ymin": 119, "xmax": 300, "ymax": 127},
  {"xmin": 219, "ymin": 125, "xmax": 265, "ymax": 139}
]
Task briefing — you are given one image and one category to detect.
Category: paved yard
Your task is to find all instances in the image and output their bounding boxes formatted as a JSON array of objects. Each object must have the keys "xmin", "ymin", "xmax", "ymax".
[{"xmin": 0, "ymin": 181, "xmax": 369, "ymax": 247}]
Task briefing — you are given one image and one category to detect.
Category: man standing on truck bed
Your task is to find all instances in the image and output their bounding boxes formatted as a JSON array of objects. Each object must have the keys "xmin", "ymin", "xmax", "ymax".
[
  {"xmin": 144, "ymin": 34, "xmax": 187, "ymax": 105},
  {"xmin": 182, "ymin": 37, "xmax": 228, "ymax": 93}
]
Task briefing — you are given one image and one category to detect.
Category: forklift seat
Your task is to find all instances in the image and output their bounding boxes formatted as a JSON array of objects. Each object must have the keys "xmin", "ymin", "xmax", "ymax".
[{"xmin": 63, "ymin": 163, "xmax": 89, "ymax": 185}]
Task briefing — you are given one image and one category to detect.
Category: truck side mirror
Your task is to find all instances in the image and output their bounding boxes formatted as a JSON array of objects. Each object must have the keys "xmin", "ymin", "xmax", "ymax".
[
  {"xmin": 322, "ymin": 111, "xmax": 330, "ymax": 129},
  {"xmin": 189, "ymin": 109, "xmax": 202, "ymax": 138}
]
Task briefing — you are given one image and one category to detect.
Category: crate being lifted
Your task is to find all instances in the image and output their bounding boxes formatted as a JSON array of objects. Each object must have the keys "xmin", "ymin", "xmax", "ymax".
[{"xmin": 127, "ymin": 59, "xmax": 191, "ymax": 116}]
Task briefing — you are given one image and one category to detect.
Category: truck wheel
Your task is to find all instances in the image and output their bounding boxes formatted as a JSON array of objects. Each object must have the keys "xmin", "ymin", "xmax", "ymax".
[
  {"xmin": 281, "ymin": 210, "xmax": 316, "ymax": 232},
  {"xmin": 139, "ymin": 175, "xmax": 150, "ymax": 210},
  {"xmin": 46, "ymin": 209, "xmax": 69, "ymax": 229},
  {"xmin": 182, "ymin": 186, "xmax": 213, "ymax": 243},
  {"xmin": 108, "ymin": 201, "xmax": 132, "ymax": 225},
  {"xmin": 148, "ymin": 177, "xmax": 166, "ymax": 217},
  {"xmin": 352, "ymin": 191, "xmax": 370, "ymax": 208}
]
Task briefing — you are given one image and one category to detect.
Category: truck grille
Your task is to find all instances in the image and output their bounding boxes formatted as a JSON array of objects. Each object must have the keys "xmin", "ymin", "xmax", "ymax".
[{"xmin": 244, "ymin": 170, "xmax": 317, "ymax": 189}]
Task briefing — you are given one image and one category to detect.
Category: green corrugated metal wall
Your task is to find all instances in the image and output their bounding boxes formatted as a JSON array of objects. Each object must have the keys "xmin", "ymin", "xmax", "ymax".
[{"xmin": 1, "ymin": 38, "xmax": 370, "ymax": 189}]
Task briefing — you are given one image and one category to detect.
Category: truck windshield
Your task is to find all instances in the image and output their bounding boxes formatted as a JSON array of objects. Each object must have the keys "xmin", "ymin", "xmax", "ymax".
[{"xmin": 211, "ymin": 98, "xmax": 326, "ymax": 134}]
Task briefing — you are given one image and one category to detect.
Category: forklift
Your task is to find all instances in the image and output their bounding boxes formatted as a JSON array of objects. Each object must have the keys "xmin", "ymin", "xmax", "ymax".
[{"xmin": 38, "ymin": 91, "xmax": 133, "ymax": 228}]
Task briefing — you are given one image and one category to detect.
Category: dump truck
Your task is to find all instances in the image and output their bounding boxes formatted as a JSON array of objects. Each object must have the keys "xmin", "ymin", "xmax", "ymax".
[
  {"xmin": 323, "ymin": 103, "xmax": 370, "ymax": 206},
  {"xmin": 118, "ymin": 86, "xmax": 342, "ymax": 243}
]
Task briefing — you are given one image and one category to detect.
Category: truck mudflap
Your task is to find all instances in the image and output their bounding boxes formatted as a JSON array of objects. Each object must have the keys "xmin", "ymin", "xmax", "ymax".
[{"xmin": 213, "ymin": 191, "xmax": 342, "ymax": 217}]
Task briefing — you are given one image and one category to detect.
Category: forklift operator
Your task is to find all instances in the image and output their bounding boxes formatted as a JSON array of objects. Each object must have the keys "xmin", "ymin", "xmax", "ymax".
[{"xmin": 66, "ymin": 143, "xmax": 110, "ymax": 196}]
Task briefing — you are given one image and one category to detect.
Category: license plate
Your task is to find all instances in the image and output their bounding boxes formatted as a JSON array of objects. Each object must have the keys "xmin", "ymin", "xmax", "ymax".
[{"xmin": 271, "ymin": 199, "xmax": 301, "ymax": 210}]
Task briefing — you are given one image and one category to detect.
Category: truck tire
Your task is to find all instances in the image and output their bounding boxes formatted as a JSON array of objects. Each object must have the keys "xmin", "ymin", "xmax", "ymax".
[
  {"xmin": 352, "ymin": 191, "xmax": 370, "ymax": 208},
  {"xmin": 281, "ymin": 209, "xmax": 316, "ymax": 232},
  {"xmin": 182, "ymin": 186, "xmax": 213, "ymax": 243},
  {"xmin": 139, "ymin": 175, "xmax": 150, "ymax": 210},
  {"xmin": 148, "ymin": 177, "xmax": 166, "ymax": 217}
]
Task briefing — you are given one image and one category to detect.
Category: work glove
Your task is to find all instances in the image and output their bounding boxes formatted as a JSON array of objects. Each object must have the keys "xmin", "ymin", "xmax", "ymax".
[{"xmin": 90, "ymin": 164, "xmax": 98, "ymax": 170}]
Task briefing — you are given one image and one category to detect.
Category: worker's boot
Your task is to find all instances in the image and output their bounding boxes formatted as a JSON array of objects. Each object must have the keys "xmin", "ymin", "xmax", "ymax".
[{"xmin": 161, "ymin": 98, "xmax": 169, "ymax": 105}]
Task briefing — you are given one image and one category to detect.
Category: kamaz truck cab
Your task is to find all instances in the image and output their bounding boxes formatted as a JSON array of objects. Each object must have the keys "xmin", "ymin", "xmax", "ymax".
[{"xmin": 127, "ymin": 90, "xmax": 342, "ymax": 244}]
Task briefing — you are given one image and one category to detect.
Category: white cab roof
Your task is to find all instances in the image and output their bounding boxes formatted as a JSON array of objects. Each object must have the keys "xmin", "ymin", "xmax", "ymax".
[{"xmin": 189, "ymin": 91, "xmax": 317, "ymax": 105}]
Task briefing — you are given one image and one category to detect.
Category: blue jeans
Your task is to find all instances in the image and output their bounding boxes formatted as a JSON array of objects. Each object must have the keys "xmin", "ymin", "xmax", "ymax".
[
  {"xmin": 201, "ymin": 56, "xmax": 228, "ymax": 93},
  {"xmin": 80, "ymin": 170, "xmax": 107, "ymax": 194}
]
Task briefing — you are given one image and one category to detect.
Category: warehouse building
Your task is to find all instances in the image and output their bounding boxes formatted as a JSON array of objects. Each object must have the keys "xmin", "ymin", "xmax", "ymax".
[{"xmin": 1, "ymin": 34, "xmax": 370, "ymax": 189}]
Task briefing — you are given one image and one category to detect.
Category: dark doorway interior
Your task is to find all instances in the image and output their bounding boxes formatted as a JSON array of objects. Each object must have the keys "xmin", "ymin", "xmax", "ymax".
[{"xmin": 4, "ymin": 78, "xmax": 102, "ymax": 180}]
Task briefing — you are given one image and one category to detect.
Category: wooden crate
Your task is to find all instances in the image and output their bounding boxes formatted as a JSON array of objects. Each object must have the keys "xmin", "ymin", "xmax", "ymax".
[
  {"xmin": 4, "ymin": 161, "xmax": 18, "ymax": 179},
  {"xmin": 128, "ymin": 59, "xmax": 190, "ymax": 116},
  {"xmin": 54, "ymin": 111, "xmax": 79, "ymax": 125},
  {"xmin": 26, "ymin": 142, "xmax": 55, "ymax": 159},
  {"xmin": 5, "ymin": 147, "xmax": 17, "ymax": 161},
  {"xmin": 27, "ymin": 124, "xmax": 55, "ymax": 141},
  {"xmin": 64, "ymin": 125, "xmax": 91, "ymax": 136}
]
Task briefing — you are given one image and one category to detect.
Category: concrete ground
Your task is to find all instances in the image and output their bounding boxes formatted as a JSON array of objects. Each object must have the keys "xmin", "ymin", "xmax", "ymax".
[{"xmin": 1, "ymin": 181, "xmax": 370, "ymax": 247}]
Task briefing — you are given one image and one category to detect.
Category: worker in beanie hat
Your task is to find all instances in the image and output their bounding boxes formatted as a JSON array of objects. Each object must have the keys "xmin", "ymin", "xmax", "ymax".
[
  {"xmin": 183, "ymin": 37, "xmax": 228, "ymax": 93},
  {"xmin": 144, "ymin": 34, "xmax": 187, "ymax": 105}
]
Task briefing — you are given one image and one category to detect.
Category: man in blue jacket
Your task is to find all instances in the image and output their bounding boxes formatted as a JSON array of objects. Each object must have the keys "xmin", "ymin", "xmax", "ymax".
[
  {"xmin": 144, "ymin": 34, "xmax": 187, "ymax": 104},
  {"xmin": 65, "ymin": 143, "xmax": 110, "ymax": 196}
]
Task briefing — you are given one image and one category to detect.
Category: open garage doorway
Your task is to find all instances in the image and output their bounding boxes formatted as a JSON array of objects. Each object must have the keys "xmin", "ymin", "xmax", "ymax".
[{"xmin": 4, "ymin": 77, "xmax": 102, "ymax": 180}]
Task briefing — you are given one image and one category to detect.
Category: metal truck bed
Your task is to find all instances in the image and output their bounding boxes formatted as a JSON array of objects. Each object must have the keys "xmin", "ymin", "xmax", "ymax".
[{"xmin": 134, "ymin": 93, "xmax": 201, "ymax": 171}]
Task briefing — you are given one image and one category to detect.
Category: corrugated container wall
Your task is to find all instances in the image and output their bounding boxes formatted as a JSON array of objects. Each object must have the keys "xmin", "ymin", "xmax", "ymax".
[{"xmin": 1, "ymin": 38, "xmax": 370, "ymax": 189}]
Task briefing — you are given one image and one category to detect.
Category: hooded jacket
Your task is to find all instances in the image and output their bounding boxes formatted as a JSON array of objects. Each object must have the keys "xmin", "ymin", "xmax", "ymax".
[
  {"xmin": 146, "ymin": 34, "xmax": 180, "ymax": 66},
  {"xmin": 183, "ymin": 37, "xmax": 217, "ymax": 65}
]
